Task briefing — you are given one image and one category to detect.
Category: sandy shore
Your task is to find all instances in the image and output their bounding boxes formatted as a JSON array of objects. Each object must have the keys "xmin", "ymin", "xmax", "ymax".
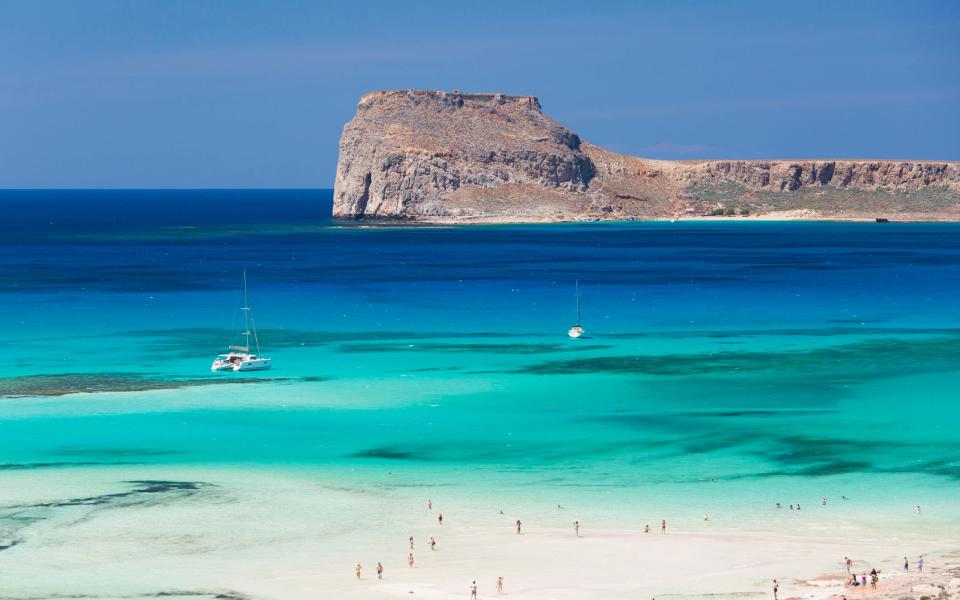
[{"xmin": 2, "ymin": 468, "xmax": 957, "ymax": 600}]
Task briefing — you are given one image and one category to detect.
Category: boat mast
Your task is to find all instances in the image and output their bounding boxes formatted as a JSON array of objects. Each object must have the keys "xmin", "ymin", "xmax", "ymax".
[
  {"xmin": 241, "ymin": 269, "xmax": 252, "ymax": 353},
  {"xmin": 575, "ymin": 279, "xmax": 581, "ymax": 325}
]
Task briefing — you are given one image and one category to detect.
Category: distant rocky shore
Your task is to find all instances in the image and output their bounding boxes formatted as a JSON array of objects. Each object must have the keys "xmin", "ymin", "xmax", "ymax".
[{"xmin": 333, "ymin": 90, "xmax": 960, "ymax": 222}]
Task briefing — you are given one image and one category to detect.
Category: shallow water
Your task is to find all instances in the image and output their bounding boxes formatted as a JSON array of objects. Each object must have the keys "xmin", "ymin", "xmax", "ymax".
[{"xmin": 1, "ymin": 190, "xmax": 958, "ymax": 596}]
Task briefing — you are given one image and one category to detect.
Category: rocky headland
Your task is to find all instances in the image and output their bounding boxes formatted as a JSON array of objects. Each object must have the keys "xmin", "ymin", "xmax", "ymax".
[{"xmin": 333, "ymin": 90, "xmax": 960, "ymax": 222}]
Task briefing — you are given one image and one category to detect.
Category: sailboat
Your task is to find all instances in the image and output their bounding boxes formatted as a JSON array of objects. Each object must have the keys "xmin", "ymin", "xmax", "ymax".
[
  {"xmin": 211, "ymin": 270, "xmax": 272, "ymax": 372},
  {"xmin": 568, "ymin": 280, "xmax": 584, "ymax": 338}
]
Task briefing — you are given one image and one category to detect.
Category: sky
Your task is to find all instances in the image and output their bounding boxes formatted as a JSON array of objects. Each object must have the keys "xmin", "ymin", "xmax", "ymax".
[{"xmin": 1, "ymin": 0, "xmax": 959, "ymax": 189}]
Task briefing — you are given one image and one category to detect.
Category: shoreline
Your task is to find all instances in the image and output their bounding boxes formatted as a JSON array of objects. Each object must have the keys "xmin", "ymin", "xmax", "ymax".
[
  {"xmin": 329, "ymin": 214, "xmax": 960, "ymax": 227},
  {"xmin": 2, "ymin": 465, "xmax": 958, "ymax": 599}
]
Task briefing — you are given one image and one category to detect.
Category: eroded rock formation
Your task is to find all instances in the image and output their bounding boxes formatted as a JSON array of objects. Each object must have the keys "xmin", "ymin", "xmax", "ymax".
[{"xmin": 333, "ymin": 90, "xmax": 960, "ymax": 222}]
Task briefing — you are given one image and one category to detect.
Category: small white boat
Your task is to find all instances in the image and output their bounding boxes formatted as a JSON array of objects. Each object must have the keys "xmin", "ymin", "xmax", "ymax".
[
  {"xmin": 211, "ymin": 270, "xmax": 272, "ymax": 372},
  {"xmin": 568, "ymin": 280, "xmax": 584, "ymax": 338}
]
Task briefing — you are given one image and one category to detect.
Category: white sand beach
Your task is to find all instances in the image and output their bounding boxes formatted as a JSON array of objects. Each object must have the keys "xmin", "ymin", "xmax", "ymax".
[{"xmin": 2, "ymin": 466, "xmax": 957, "ymax": 600}]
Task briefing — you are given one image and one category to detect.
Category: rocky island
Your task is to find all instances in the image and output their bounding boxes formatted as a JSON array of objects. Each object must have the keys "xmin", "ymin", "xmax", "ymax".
[{"xmin": 333, "ymin": 90, "xmax": 960, "ymax": 222}]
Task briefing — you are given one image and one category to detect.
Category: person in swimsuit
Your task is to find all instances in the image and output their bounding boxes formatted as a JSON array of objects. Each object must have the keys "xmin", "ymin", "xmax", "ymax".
[
  {"xmin": 516, "ymin": 519, "xmax": 522, "ymax": 534},
  {"xmin": 470, "ymin": 581, "xmax": 478, "ymax": 599},
  {"xmin": 497, "ymin": 576, "xmax": 504, "ymax": 593},
  {"xmin": 574, "ymin": 520, "xmax": 580, "ymax": 537},
  {"xmin": 918, "ymin": 556, "xmax": 924, "ymax": 573},
  {"xmin": 430, "ymin": 536, "xmax": 436, "ymax": 551},
  {"xmin": 845, "ymin": 556, "xmax": 852, "ymax": 573},
  {"xmin": 904, "ymin": 557, "xmax": 909, "ymax": 571},
  {"xmin": 409, "ymin": 536, "xmax": 414, "ymax": 549},
  {"xmin": 438, "ymin": 513, "xmax": 443, "ymax": 526},
  {"xmin": 661, "ymin": 519, "xmax": 667, "ymax": 533},
  {"xmin": 377, "ymin": 562, "xmax": 383, "ymax": 580},
  {"xmin": 644, "ymin": 524, "xmax": 650, "ymax": 533},
  {"xmin": 427, "ymin": 499, "xmax": 432, "ymax": 510},
  {"xmin": 355, "ymin": 563, "xmax": 362, "ymax": 580},
  {"xmin": 773, "ymin": 579, "xmax": 779, "ymax": 600},
  {"xmin": 408, "ymin": 553, "xmax": 414, "ymax": 568}
]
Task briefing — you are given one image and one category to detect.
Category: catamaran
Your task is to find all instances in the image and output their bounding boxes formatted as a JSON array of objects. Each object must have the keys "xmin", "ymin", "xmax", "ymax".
[
  {"xmin": 568, "ymin": 279, "xmax": 584, "ymax": 338},
  {"xmin": 211, "ymin": 270, "xmax": 272, "ymax": 372}
]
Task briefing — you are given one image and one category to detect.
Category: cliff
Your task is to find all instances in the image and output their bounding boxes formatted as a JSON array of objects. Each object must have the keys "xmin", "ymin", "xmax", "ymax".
[{"xmin": 333, "ymin": 90, "xmax": 960, "ymax": 222}]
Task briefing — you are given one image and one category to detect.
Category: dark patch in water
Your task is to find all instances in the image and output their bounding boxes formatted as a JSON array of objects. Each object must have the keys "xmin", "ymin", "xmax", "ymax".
[
  {"xmin": 0, "ymin": 372, "xmax": 290, "ymax": 398},
  {"xmin": 516, "ymin": 336, "xmax": 960, "ymax": 381},
  {"xmin": 2, "ymin": 480, "xmax": 213, "ymax": 513},
  {"xmin": 0, "ymin": 538, "xmax": 22, "ymax": 551},
  {"xmin": 352, "ymin": 447, "xmax": 425, "ymax": 460}
]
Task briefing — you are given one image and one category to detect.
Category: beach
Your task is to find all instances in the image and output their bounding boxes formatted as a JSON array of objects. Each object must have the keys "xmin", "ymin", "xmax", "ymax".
[{"xmin": 2, "ymin": 461, "xmax": 958, "ymax": 600}]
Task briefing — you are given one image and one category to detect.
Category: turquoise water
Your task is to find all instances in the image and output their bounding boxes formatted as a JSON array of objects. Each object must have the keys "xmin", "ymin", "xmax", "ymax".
[{"xmin": 1, "ymin": 190, "xmax": 959, "ymax": 539}]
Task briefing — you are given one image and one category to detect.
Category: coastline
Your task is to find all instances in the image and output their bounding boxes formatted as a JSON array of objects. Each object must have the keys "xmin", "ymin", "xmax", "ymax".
[
  {"xmin": 2, "ymin": 464, "xmax": 957, "ymax": 600},
  {"xmin": 329, "ymin": 213, "xmax": 960, "ymax": 227}
]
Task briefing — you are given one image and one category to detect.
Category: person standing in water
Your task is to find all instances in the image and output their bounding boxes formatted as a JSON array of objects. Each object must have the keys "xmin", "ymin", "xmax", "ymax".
[
  {"xmin": 438, "ymin": 513, "xmax": 443, "ymax": 526},
  {"xmin": 409, "ymin": 536, "xmax": 414, "ymax": 550},
  {"xmin": 470, "ymin": 581, "xmax": 478, "ymax": 599},
  {"xmin": 515, "ymin": 519, "xmax": 522, "ymax": 534},
  {"xmin": 427, "ymin": 499, "xmax": 432, "ymax": 510},
  {"xmin": 644, "ymin": 524, "xmax": 650, "ymax": 533},
  {"xmin": 845, "ymin": 556, "xmax": 853, "ymax": 573},
  {"xmin": 574, "ymin": 520, "xmax": 580, "ymax": 537},
  {"xmin": 430, "ymin": 536, "xmax": 437, "ymax": 551},
  {"xmin": 904, "ymin": 556, "xmax": 909, "ymax": 572},
  {"xmin": 497, "ymin": 576, "xmax": 504, "ymax": 593},
  {"xmin": 661, "ymin": 519, "xmax": 667, "ymax": 533},
  {"xmin": 918, "ymin": 556, "xmax": 924, "ymax": 573},
  {"xmin": 773, "ymin": 579, "xmax": 779, "ymax": 600},
  {"xmin": 408, "ymin": 553, "xmax": 414, "ymax": 568},
  {"xmin": 355, "ymin": 563, "xmax": 362, "ymax": 580},
  {"xmin": 377, "ymin": 562, "xmax": 383, "ymax": 580}
]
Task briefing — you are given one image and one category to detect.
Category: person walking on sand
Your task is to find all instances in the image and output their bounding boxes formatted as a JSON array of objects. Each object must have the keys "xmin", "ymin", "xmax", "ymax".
[
  {"xmin": 918, "ymin": 556, "xmax": 924, "ymax": 573},
  {"xmin": 430, "ymin": 536, "xmax": 437, "ymax": 551},
  {"xmin": 408, "ymin": 553, "xmax": 415, "ymax": 568},
  {"xmin": 470, "ymin": 580, "xmax": 478, "ymax": 599},
  {"xmin": 574, "ymin": 520, "xmax": 580, "ymax": 537},
  {"xmin": 497, "ymin": 576, "xmax": 504, "ymax": 593},
  {"xmin": 516, "ymin": 519, "xmax": 522, "ymax": 534},
  {"xmin": 904, "ymin": 556, "xmax": 909, "ymax": 572},
  {"xmin": 377, "ymin": 562, "xmax": 383, "ymax": 580},
  {"xmin": 409, "ymin": 536, "xmax": 414, "ymax": 550},
  {"xmin": 355, "ymin": 563, "xmax": 362, "ymax": 580},
  {"xmin": 661, "ymin": 519, "xmax": 667, "ymax": 533},
  {"xmin": 773, "ymin": 579, "xmax": 779, "ymax": 600}
]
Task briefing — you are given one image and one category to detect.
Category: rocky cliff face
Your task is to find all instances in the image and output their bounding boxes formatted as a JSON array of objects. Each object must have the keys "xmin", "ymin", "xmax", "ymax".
[{"xmin": 334, "ymin": 90, "xmax": 960, "ymax": 221}]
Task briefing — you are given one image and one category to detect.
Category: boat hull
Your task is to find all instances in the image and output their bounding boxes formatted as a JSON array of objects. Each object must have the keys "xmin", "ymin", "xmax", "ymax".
[{"xmin": 234, "ymin": 358, "xmax": 272, "ymax": 371}]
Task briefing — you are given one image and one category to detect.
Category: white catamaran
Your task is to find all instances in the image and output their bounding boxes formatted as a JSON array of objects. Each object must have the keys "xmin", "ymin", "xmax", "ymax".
[
  {"xmin": 211, "ymin": 270, "xmax": 272, "ymax": 372},
  {"xmin": 568, "ymin": 279, "xmax": 584, "ymax": 338}
]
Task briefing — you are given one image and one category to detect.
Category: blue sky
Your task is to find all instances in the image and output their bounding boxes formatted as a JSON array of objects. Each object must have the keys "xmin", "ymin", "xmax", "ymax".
[{"xmin": 1, "ymin": 0, "xmax": 958, "ymax": 188}]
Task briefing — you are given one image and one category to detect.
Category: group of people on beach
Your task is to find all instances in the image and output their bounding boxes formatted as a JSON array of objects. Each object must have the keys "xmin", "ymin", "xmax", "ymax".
[
  {"xmin": 839, "ymin": 554, "xmax": 925, "ymax": 592},
  {"xmin": 354, "ymin": 499, "xmax": 508, "ymax": 595}
]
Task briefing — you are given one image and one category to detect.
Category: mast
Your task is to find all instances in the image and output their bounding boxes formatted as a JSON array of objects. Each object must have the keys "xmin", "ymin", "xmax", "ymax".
[
  {"xmin": 575, "ymin": 279, "xmax": 581, "ymax": 325},
  {"xmin": 241, "ymin": 269, "xmax": 252, "ymax": 353}
]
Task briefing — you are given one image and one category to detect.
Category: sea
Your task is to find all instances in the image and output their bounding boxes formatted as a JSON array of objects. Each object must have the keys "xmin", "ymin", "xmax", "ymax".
[{"xmin": 1, "ymin": 189, "xmax": 958, "ymax": 597}]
